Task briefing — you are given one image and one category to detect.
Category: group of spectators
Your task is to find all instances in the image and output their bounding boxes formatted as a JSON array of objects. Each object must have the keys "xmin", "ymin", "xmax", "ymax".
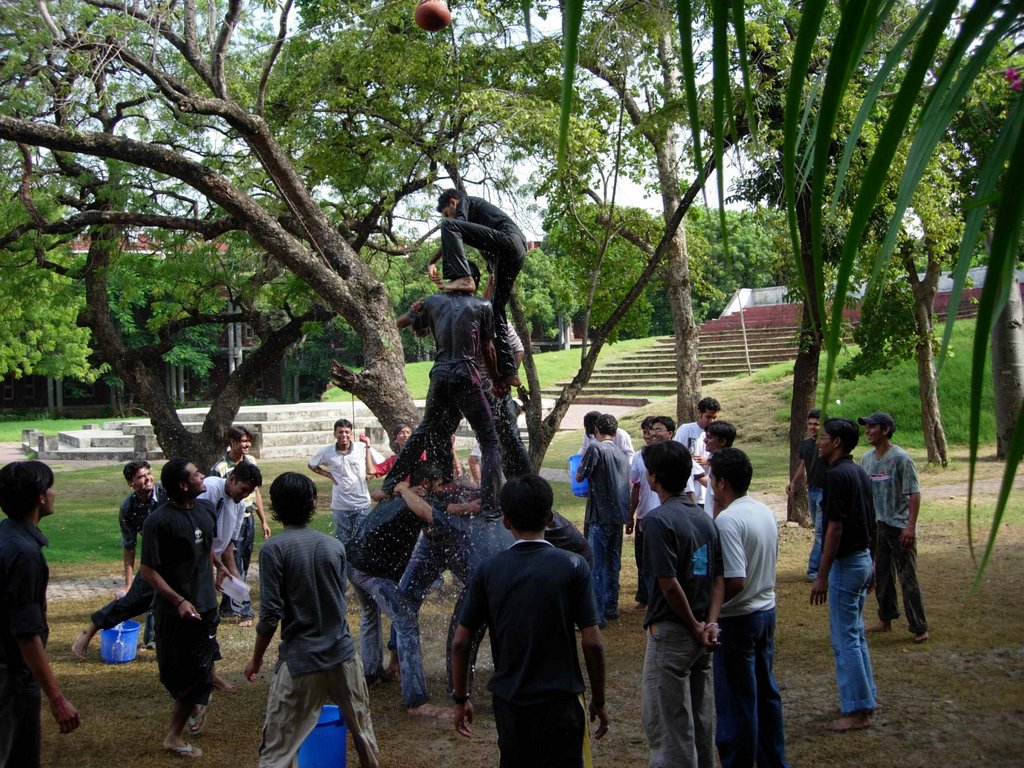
[{"xmin": 0, "ymin": 187, "xmax": 930, "ymax": 767}]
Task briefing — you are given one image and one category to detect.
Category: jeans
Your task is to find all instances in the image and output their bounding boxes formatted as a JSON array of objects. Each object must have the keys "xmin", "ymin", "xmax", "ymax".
[
  {"xmin": 874, "ymin": 521, "xmax": 929, "ymax": 635},
  {"xmin": 588, "ymin": 523, "xmax": 623, "ymax": 623},
  {"xmin": 221, "ymin": 514, "xmax": 255, "ymax": 619},
  {"xmin": 332, "ymin": 507, "xmax": 380, "ymax": 679},
  {"xmin": 332, "ymin": 506, "xmax": 371, "ymax": 550},
  {"xmin": 92, "ymin": 570, "xmax": 156, "ymax": 645},
  {"xmin": 440, "ymin": 218, "xmax": 526, "ymax": 379},
  {"xmin": 641, "ymin": 621, "xmax": 714, "ymax": 768},
  {"xmin": 350, "ymin": 567, "xmax": 429, "ymax": 708},
  {"xmin": 806, "ymin": 487, "xmax": 823, "ymax": 578},
  {"xmin": 383, "ymin": 369, "xmax": 502, "ymax": 514},
  {"xmin": 401, "ymin": 516, "xmax": 513, "ymax": 694},
  {"xmin": 713, "ymin": 609, "xmax": 790, "ymax": 768},
  {"xmin": 828, "ymin": 549, "xmax": 877, "ymax": 714}
]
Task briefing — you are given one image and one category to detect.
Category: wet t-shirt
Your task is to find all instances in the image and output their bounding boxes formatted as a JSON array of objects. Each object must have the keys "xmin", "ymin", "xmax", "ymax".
[
  {"xmin": 411, "ymin": 293, "xmax": 495, "ymax": 376},
  {"xmin": 348, "ymin": 497, "xmax": 424, "ymax": 581}
]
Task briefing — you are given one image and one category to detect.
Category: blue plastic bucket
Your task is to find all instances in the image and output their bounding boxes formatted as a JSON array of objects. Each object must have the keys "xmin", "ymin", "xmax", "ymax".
[
  {"xmin": 568, "ymin": 454, "xmax": 589, "ymax": 498},
  {"xmin": 298, "ymin": 704, "xmax": 347, "ymax": 768},
  {"xmin": 100, "ymin": 620, "xmax": 140, "ymax": 664}
]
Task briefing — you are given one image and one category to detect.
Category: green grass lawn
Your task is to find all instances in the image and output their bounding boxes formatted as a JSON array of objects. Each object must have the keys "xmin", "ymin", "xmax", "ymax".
[{"xmin": 0, "ymin": 417, "xmax": 96, "ymax": 444}]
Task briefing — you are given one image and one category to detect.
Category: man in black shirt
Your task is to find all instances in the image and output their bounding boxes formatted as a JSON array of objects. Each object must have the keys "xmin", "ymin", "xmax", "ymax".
[
  {"xmin": 786, "ymin": 409, "xmax": 826, "ymax": 580},
  {"xmin": 385, "ymin": 286, "xmax": 503, "ymax": 515},
  {"xmin": 428, "ymin": 189, "xmax": 527, "ymax": 386},
  {"xmin": 810, "ymin": 418, "xmax": 878, "ymax": 732},
  {"xmin": 72, "ymin": 460, "xmax": 165, "ymax": 659},
  {"xmin": 452, "ymin": 475, "xmax": 608, "ymax": 767},
  {"xmin": 141, "ymin": 459, "xmax": 224, "ymax": 760},
  {"xmin": 0, "ymin": 461, "xmax": 80, "ymax": 765}
]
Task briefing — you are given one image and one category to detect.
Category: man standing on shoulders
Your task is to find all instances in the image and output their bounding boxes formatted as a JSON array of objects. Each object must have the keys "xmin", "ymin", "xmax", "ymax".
[
  {"xmin": 429, "ymin": 188, "xmax": 527, "ymax": 388},
  {"xmin": 576, "ymin": 413, "xmax": 631, "ymax": 627},
  {"xmin": 245, "ymin": 472, "xmax": 379, "ymax": 768},
  {"xmin": 211, "ymin": 426, "xmax": 271, "ymax": 626},
  {"xmin": 451, "ymin": 475, "xmax": 608, "ymax": 767},
  {"xmin": 810, "ymin": 418, "xmax": 878, "ymax": 732},
  {"xmin": 641, "ymin": 440, "xmax": 723, "ymax": 768},
  {"xmin": 72, "ymin": 460, "xmax": 165, "ymax": 659},
  {"xmin": 0, "ymin": 461, "xmax": 80, "ymax": 765},
  {"xmin": 710, "ymin": 448, "xmax": 790, "ymax": 768},
  {"xmin": 786, "ymin": 409, "xmax": 826, "ymax": 581},
  {"xmin": 858, "ymin": 412, "xmax": 929, "ymax": 643},
  {"xmin": 140, "ymin": 459, "xmax": 223, "ymax": 759}
]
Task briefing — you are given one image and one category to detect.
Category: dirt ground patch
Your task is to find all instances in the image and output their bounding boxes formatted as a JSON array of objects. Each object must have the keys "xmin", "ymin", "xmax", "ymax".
[{"xmin": 40, "ymin": 484, "xmax": 1024, "ymax": 767}]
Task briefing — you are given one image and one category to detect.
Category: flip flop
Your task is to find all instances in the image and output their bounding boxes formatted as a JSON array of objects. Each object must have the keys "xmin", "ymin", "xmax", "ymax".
[
  {"xmin": 166, "ymin": 743, "xmax": 203, "ymax": 759},
  {"xmin": 187, "ymin": 704, "xmax": 207, "ymax": 736}
]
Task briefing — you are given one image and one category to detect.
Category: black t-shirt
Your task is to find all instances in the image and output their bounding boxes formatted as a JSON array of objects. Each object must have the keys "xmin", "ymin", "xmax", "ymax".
[
  {"xmin": 823, "ymin": 455, "xmax": 876, "ymax": 558},
  {"xmin": 411, "ymin": 293, "xmax": 495, "ymax": 376},
  {"xmin": 0, "ymin": 519, "xmax": 49, "ymax": 672},
  {"xmin": 455, "ymin": 195, "xmax": 527, "ymax": 246},
  {"xmin": 140, "ymin": 499, "xmax": 218, "ymax": 615},
  {"xmin": 643, "ymin": 495, "xmax": 723, "ymax": 628},
  {"xmin": 799, "ymin": 437, "xmax": 827, "ymax": 489},
  {"xmin": 348, "ymin": 496, "xmax": 423, "ymax": 581},
  {"xmin": 460, "ymin": 541, "xmax": 598, "ymax": 704}
]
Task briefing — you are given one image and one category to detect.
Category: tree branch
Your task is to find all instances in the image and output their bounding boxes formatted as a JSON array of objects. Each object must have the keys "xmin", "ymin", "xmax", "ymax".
[{"xmin": 257, "ymin": 0, "xmax": 293, "ymax": 117}]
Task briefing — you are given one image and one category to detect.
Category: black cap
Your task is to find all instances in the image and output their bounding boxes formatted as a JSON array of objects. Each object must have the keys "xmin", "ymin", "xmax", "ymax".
[{"xmin": 857, "ymin": 411, "xmax": 895, "ymax": 433}]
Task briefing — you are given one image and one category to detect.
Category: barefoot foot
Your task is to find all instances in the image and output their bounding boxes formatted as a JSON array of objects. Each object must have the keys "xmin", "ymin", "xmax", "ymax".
[
  {"xmin": 407, "ymin": 703, "xmax": 454, "ymax": 721},
  {"xmin": 865, "ymin": 621, "xmax": 892, "ymax": 633},
  {"xmin": 828, "ymin": 712, "xmax": 872, "ymax": 732},
  {"xmin": 71, "ymin": 628, "xmax": 96, "ymax": 660}
]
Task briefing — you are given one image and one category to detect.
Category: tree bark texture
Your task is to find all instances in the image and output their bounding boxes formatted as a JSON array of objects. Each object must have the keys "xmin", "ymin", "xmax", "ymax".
[
  {"xmin": 991, "ymin": 274, "xmax": 1024, "ymax": 460},
  {"xmin": 906, "ymin": 254, "xmax": 948, "ymax": 466},
  {"xmin": 786, "ymin": 191, "xmax": 820, "ymax": 527}
]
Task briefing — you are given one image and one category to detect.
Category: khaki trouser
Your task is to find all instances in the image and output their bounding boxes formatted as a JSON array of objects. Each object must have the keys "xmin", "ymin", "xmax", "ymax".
[{"xmin": 259, "ymin": 657, "xmax": 379, "ymax": 768}]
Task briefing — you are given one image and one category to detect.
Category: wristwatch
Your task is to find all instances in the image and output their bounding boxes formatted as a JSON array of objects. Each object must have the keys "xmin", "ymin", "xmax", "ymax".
[{"xmin": 452, "ymin": 693, "xmax": 470, "ymax": 705}]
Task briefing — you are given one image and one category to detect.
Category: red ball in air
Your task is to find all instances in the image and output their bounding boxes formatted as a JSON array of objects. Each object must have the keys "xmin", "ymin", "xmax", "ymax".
[{"xmin": 415, "ymin": 0, "xmax": 451, "ymax": 32}]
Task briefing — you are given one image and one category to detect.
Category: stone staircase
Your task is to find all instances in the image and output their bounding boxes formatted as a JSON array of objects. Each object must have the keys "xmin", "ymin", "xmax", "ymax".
[
  {"xmin": 543, "ymin": 305, "xmax": 805, "ymax": 407},
  {"xmin": 26, "ymin": 402, "xmax": 403, "ymax": 462},
  {"xmin": 24, "ymin": 399, "xmax": 530, "ymax": 462}
]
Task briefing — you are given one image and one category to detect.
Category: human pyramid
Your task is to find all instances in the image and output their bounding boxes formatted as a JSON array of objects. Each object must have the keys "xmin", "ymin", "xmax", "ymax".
[{"xmin": 0, "ymin": 188, "xmax": 928, "ymax": 767}]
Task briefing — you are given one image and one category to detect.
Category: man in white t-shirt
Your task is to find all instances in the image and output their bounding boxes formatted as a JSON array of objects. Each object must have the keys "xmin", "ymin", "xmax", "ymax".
[
  {"xmin": 626, "ymin": 414, "xmax": 675, "ymax": 610},
  {"xmin": 710, "ymin": 448, "xmax": 789, "ymax": 768},
  {"xmin": 198, "ymin": 464, "xmax": 263, "ymax": 579},
  {"xmin": 674, "ymin": 397, "xmax": 720, "ymax": 504},
  {"xmin": 308, "ymin": 419, "xmax": 383, "ymax": 547}
]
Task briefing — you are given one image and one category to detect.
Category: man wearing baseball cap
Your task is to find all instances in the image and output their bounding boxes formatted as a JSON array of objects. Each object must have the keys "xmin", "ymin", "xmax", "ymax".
[{"xmin": 857, "ymin": 412, "xmax": 929, "ymax": 643}]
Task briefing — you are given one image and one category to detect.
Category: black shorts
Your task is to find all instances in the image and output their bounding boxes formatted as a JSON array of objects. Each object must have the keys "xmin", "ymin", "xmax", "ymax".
[
  {"xmin": 154, "ymin": 609, "xmax": 220, "ymax": 705},
  {"xmin": 493, "ymin": 693, "xmax": 585, "ymax": 768}
]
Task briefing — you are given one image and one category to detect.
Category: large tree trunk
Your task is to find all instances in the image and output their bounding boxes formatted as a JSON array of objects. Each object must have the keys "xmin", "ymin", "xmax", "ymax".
[
  {"xmin": 80, "ymin": 226, "xmax": 324, "ymax": 469},
  {"xmin": 654, "ymin": 31, "xmax": 702, "ymax": 426},
  {"xmin": 787, "ymin": 191, "xmax": 820, "ymax": 527},
  {"xmin": 991, "ymin": 274, "xmax": 1024, "ymax": 459},
  {"xmin": 906, "ymin": 254, "xmax": 948, "ymax": 465}
]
